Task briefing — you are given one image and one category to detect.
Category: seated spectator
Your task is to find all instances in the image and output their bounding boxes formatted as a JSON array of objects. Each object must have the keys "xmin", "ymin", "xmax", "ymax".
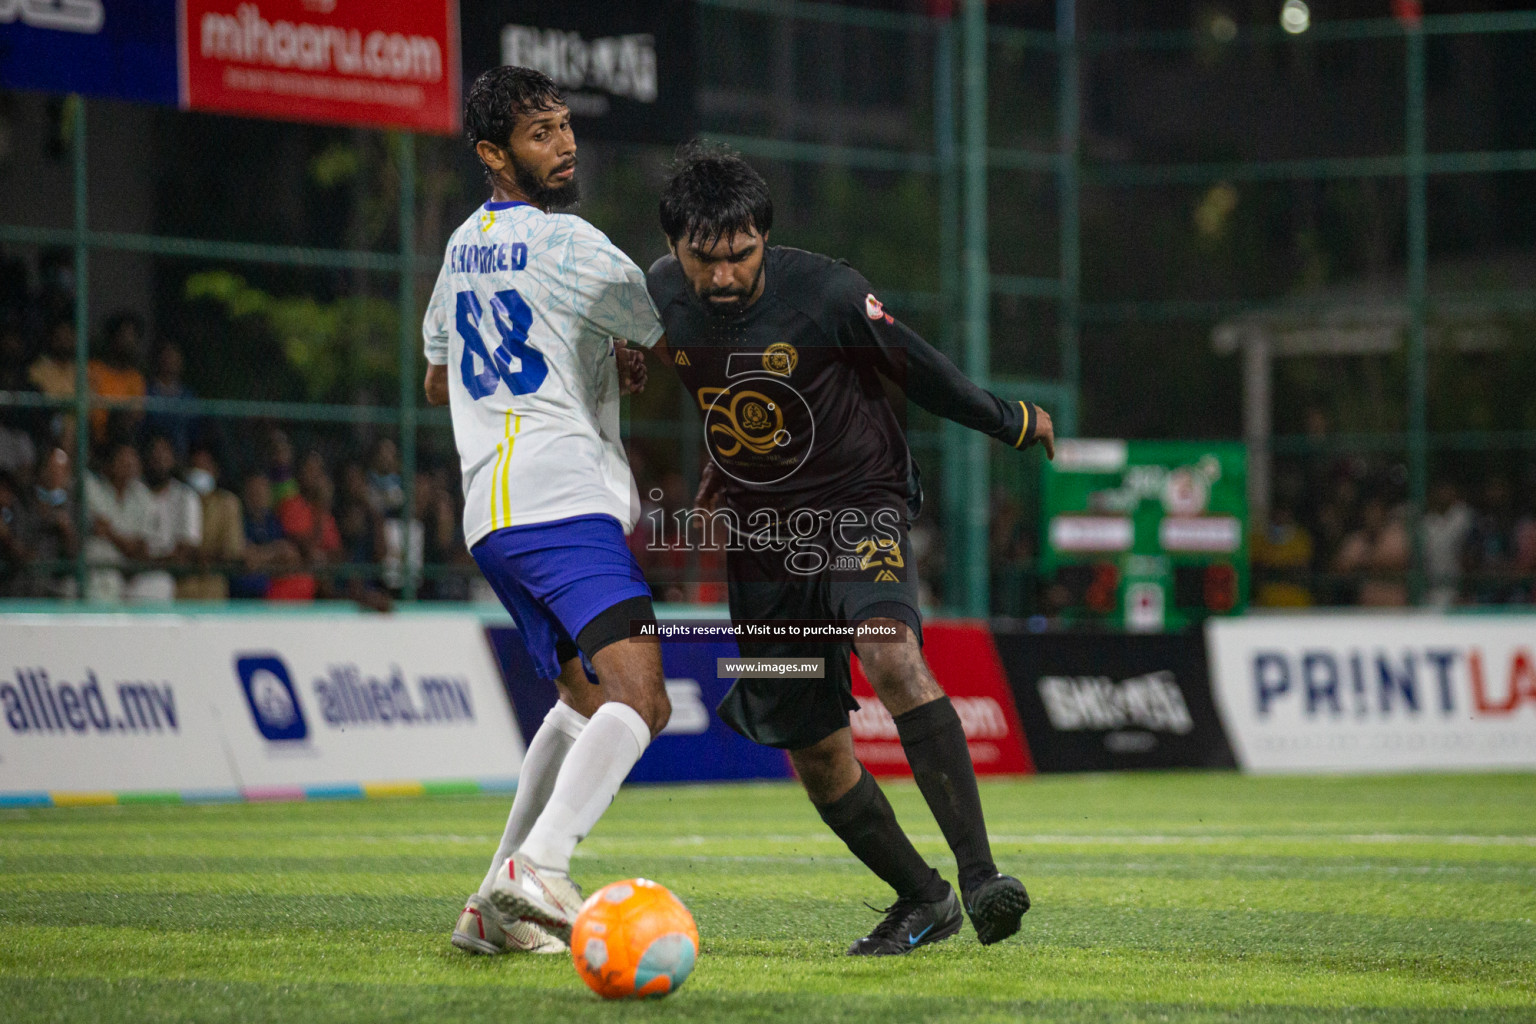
[
  {"xmin": 144, "ymin": 342, "xmax": 196, "ymax": 460},
  {"xmin": 336, "ymin": 459, "xmax": 390, "ymax": 600},
  {"xmin": 336, "ymin": 461, "xmax": 383, "ymax": 567},
  {"xmin": 1517, "ymin": 485, "xmax": 1536, "ymax": 584},
  {"xmin": 230, "ymin": 472, "xmax": 301, "ymax": 599},
  {"xmin": 1252, "ymin": 503, "xmax": 1315, "ymax": 608},
  {"xmin": 367, "ymin": 437, "xmax": 405, "ymax": 518},
  {"xmin": 382, "ymin": 472, "xmax": 427, "ymax": 597},
  {"xmin": 1310, "ymin": 475, "xmax": 1361, "ymax": 606},
  {"xmin": 1465, "ymin": 476, "xmax": 1523, "ymax": 604},
  {"xmin": 335, "ymin": 460, "xmax": 394, "ymax": 609},
  {"xmin": 135, "ymin": 434, "xmax": 201, "ymax": 602},
  {"xmin": 28, "ymin": 315, "xmax": 76, "ymax": 398},
  {"xmin": 417, "ymin": 465, "xmax": 466, "ymax": 600},
  {"xmin": 1421, "ymin": 479, "xmax": 1473, "ymax": 607},
  {"xmin": 263, "ymin": 427, "xmax": 298, "ymax": 503},
  {"xmin": 0, "ymin": 320, "xmax": 32, "ymax": 393},
  {"xmin": 28, "ymin": 315, "xmax": 78, "ymax": 448},
  {"xmin": 1334, "ymin": 495, "xmax": 1410, "ymax": 607},
  {"xmin": 83, "ymin": 441, "xmax": 151, "ymax": 602},
  {"xmin": 0, "ymin": 470, "xmax": 36, "ymax": 596},
  {"xmin": 87, "ymin": 311, "xmax": 147, "ymax": 445},
  {"xmin": 275, "ymin": 451, "xmax": 341, "ymax": 600},
  {"xmin": 29, "ymin": 447, "xmax": 78, "ymax": 598},
  {"xmin": 177, "ymin": 445, "xmax": 244, "ymax": 601},
  {"xmin": 0, "ymin": 322, "xmax": 41, "ymax": 478},
  {"xmin": 0, "ymin": 425, "xmax": 35, "ymax": 483}
]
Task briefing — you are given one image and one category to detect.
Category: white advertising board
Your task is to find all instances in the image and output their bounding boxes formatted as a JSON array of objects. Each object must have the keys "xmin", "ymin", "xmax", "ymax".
[
  {"xmin": 0, "ymin": 615, "xmax": 523, "ymax": 799},
  {"xmin": 1206, "ymin": 615, "xmax": 1536, "ymax": 773}
]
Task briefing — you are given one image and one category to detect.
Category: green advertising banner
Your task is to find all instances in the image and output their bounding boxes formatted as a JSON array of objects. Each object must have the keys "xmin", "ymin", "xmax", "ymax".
[{"xmin": 1040, "ymin": 440, "xmax": 1248, "ymax": 632}]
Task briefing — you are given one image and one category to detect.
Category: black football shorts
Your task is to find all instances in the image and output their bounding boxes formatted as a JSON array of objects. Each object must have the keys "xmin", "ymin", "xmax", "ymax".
[{"xmin": 716, "ymin": 517, "xmax": 924, "ymax": 751}]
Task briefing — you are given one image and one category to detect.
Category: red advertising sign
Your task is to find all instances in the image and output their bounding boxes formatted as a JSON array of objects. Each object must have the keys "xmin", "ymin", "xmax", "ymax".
[
  {"xmin": 181, "ymin": 0, "xmax": 460, "ymax": 134},
  {"xmin": 850, "ymin": 622, "xmax": 1035, "ymax": 777}
]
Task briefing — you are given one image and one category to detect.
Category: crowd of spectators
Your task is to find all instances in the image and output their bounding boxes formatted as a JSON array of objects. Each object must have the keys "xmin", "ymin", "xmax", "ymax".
[
  {"xmin": 3, "ymin": 270, "xmax": 1533, "ymax": 610},
  {"xmin": 1255, "ymin": 416, "xmax": 1536, "ymax": 608},
  {"xmin": 0, "ymin": 301, "xmax": 477, "ymax": 605}
]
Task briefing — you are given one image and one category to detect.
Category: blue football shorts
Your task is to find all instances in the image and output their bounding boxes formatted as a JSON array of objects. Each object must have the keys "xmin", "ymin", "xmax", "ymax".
[{"xmin": 472, "ymin": 513, "xmax": 653, "ymax": 682}]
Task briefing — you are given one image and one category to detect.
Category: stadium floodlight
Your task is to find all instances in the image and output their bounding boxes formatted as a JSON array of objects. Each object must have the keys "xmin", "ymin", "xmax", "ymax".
[{"xmin": 1280, "ymin": 0, "xmax": 1311, "ymax": 34}]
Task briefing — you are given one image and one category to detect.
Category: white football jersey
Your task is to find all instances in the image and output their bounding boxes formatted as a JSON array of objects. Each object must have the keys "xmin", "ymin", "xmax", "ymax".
[{"xmin": 423, "ymin": 201, "xmax": 663, "ymax": 548}]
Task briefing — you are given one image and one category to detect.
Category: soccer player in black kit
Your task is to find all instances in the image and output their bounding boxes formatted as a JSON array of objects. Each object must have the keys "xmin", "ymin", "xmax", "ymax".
[{"xmin": 644, "ymin": 143, "xmax": 1056, "ymax": 955}]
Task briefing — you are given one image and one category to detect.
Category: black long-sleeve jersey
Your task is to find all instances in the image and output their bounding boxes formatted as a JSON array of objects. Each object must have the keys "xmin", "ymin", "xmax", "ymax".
[{"xmin": 646, "ymin": 245, "xmax": 1038, "ymax": 518}]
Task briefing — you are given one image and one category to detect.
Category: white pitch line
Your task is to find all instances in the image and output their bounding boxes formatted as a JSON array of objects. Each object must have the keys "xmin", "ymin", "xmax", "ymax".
[
  {"xmin": 587, "ymin": 832, "xmax": 1536, "ymax": 848},
  {"xmin": 276, "ymin": 831, "xmax": 1536, "ymax": 849}
]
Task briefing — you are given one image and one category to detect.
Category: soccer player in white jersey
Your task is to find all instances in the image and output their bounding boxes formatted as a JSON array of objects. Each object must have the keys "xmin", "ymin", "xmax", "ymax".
[{"xmin": 427, "ymin": 67, "xmax": 670, "ymax": 956}]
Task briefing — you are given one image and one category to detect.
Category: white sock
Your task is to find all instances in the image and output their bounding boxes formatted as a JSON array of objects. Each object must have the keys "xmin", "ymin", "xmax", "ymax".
[
  {"xmin": 478, "ymin": 701, "xmax": 589, "ymax": 898},
  {"xmin": 517, "ymin": 701, "xmax": 652, "ymax": 874}
]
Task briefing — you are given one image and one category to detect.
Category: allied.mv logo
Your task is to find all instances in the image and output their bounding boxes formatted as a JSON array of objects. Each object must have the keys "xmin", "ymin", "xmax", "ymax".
[{"xmin": 235, "ymin": 654, "xmax": 309, "ymax": 742}]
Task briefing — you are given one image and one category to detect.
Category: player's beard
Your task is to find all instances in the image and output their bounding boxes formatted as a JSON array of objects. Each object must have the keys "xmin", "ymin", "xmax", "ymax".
[
  {"xmin": 698, "ymin": 257, "xmax": 766, "ymax": 317},
  {"xmin": 512, "ymin": 154, "xmax": 580, "ymax": 210}
]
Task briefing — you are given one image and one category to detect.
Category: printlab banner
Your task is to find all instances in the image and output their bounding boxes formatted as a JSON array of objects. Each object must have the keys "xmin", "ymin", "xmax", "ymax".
[
  {"xmin": 458, "ymin": 0, "xmax": 694, "ymax": 142},
  {"xmin": 851, "ymin": 622, "xmax": 1034, "ymax": 777},
  {"xmin": 1207, "ymin": 615, "xmax": 1536, "ymax": 773},
  {"xmin": 0, "ymin": 615, "xmax": 523, "ymax": 798},
  {"xmin": 485, "ymin": 625, "xmax": 792, "ymax": 784},
  {"xmin": 992, "ymin": 627, "xmax": 1235, "ymax": 772},
  {"xmin": 0, "ymin": 0, "xmax": 460, "ymax": 133}
]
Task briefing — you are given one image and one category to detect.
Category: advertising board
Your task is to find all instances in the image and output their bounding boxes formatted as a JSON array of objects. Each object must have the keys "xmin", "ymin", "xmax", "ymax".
[
  {"xmin": 0, "ymin": 0, "xmax": 180, "ymax": 104},
  {"xmin": 1, "ymin": 1, "xmax": 460, "ymax": 133},
  {"xmin": 1207, "ymin": 615, "xmax": 1536, "ymax": 772},
  {"xmin": 850, "ymin": 622, "xmax": 1033, "ymax": 777},
  {"xmin": 458, "ymin": 0, "xmax": 694, "ymax": 143},
  {"xmin": 485, "ymin": 625, "xmax": 793, "ymax": 784},
  {"xmin": 0, "ymin": 615, "xmax": 523, "ymax": 802},
  {"xmin": 992, "ymin": 627, "xmax": 1234, "ymax": 772},
  {"xmin": 182, "ymin": 0, "xmax": 460, "ymax": 133}
]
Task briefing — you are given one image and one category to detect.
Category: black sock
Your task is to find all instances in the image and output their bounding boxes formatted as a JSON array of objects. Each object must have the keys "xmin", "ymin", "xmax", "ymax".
[
  {"xmin": 894, "ymin": 697, "xmax": 998, "ymax": 896},
  {"xmin": 814, "ymin": 766, "xmax": 948, "ymax": 904}
]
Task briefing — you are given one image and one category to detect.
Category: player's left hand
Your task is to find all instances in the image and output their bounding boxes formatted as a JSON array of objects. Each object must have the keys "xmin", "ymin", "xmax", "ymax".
[
  {"xmin": 615, "ymin": 341, "xmax": 647, "ymax": 395},
  {"xmin": 1035, "ymin": 405, "xmax": 1055, "ymax": 460}
]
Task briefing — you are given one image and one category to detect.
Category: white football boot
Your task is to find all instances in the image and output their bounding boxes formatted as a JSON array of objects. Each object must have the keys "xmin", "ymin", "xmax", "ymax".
[
  {"xmin": 451, "ymin": 893, "xmax": 567, "ymax": 955},
  {"xmin": 488, "ymin": 851, "xmax": 585, "ymax": 944}
]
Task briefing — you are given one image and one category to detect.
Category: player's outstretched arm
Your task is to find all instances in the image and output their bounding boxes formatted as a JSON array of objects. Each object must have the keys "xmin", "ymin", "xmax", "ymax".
[{"xmin": 843, "ymin": 289, "xmax": 1053, "ymax": 456}]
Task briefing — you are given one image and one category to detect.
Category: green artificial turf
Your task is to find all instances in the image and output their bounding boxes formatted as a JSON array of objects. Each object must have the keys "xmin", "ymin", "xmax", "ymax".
[{"xmin": 2, "ymin": 772, "xmax": 1533, "ymax": 1022}]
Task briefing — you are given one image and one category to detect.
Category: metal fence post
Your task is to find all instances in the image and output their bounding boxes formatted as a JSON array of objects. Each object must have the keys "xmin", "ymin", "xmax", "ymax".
[
  {"xmin": 936, "ymin": 15, "xmax": 968, "ymax": 612},
  {"xmin": 71, "ymin": 95, "xmax": 90, "ymax": 601},
  {"xmin": 1057, "ymin": 0, "xmax": 1081, "ymax": 437},
  {"xmin": 1405, "ymin": 23, "xmax": 1428, "ymax": 603},
  {"xmin": 961, "ymin": 0, "xmax": 991, "ymax": 616},
  {"xmin": 396, "ymin": 132, "xmax": 418, "ymax": 601}
]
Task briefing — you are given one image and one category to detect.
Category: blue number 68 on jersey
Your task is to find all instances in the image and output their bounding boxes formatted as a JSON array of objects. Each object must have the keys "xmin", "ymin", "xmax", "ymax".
[{"xmin": 455, "ymin": 288, "xmax": 548, "ymax": 399}]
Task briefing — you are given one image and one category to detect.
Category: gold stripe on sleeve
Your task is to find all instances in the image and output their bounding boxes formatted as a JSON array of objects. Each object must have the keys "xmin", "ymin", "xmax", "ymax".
[{"xmin": 1015, "ymin": 401, "xmax": 1031, "ymax": 448}]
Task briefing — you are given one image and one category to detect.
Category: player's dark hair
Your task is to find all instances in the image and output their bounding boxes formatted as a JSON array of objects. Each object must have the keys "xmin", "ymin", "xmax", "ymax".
[
  {"xmin": 659, "ymin": 141, "xmax": 773, "ymax": 248},
  {"xmin": 464, "ymin": 66, "xmax": 565, "ymax": 152}
]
